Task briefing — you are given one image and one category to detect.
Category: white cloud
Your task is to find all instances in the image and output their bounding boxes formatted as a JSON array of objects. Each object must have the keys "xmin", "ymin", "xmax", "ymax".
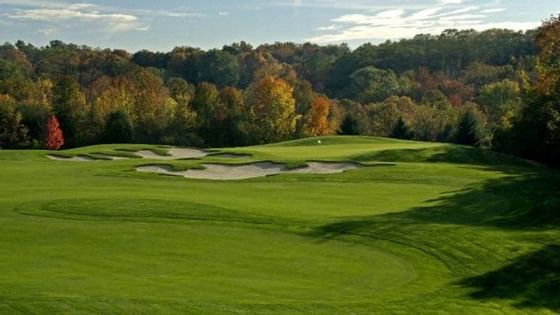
[
  {"xmin": 409, "ymin": 8, "xmax": 443, "ymax": 20},
  {"xmin": 309, "ymin": 2, "xmax": 538, "ymax": 44},
  {"xmin": 481, "ymin": 8, "xmax": 507, "ymax": 13},
  {"xmin": 377, "ymin": 9, "xmax": 405, "ymax": 18},
  {"xmin": 132, "ymin": 8, "xmax": 203, "ymax": 19},
  {"xmin": 164, "ymin": 12, "xmax": 190, "ymax": 17},
  {"xmin": 270, "ymin": 0, "xmax": 427, "ymax": 11},
  {"xmin": 438, "ymin": 0, "xmax": 464, "ymax": 4},
  {"xmin": 67, "ymin": 3, "xmax": 96, "ymax": 10},
  {"xmin": 8, "ymin": 2, "xmax": 148, "ymax": 33},
  {"xmin": 317, "ymin": 24, "xmax": 338, "ymax": 31},
  {"xmin": 0, "ymin": 0, "xmax": 68, "ymax": 7},
  {"xmin": 218, "ymin": 11, "xmax": 230, "ymax": 16}
]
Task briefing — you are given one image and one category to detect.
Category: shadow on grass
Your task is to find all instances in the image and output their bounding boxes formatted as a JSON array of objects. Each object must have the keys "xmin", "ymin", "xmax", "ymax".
[
  {"xmin": 405, "ymin": 173, "xmax": 560, "ymax": 229},
  {"xmin": 309, "ymin": 168, "xmax": 559, "ymax": 312},
  {"xmin": 459, "ymin": 244, "xmax": 560, "ymax": 312},
  {"xmin": 353, "ymin": 146, "xmax": 534, "ymax": 168},
  {"xmin": 313, "ymin": 171, "xmax": 559, "ymax": 235}
]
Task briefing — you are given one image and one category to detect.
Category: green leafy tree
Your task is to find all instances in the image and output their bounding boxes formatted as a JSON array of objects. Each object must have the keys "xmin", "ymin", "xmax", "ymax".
[
  {"xmin": 192, "ymin": 82, "xmax": 226, "ymax": 146},
  {"xmin": 338, "ymin": 99, "xmax": 368, "ymax": 135},
  {"xmin": 506, "ymin": 15, "xmax": 560, "ymax": 165},
  {"xmin": 367, "ymin": 100, "xmax": 400, "ymax": 136},
  {"xmin": 421, "ymin": 89, "xmax": 451, "ymax": 110},
  {"xmin": 294, "ymin": 80, "xmax": 315, "ymax": 136},
  {"xmin": 0, "ymin": 100, "xmax": 29, "ymax": 148},
  {"xmin": 409, "ymin": 106, "xmax": 440, "ymax": 141},
  {"xmin": 535, "ymin": 15, "xmax": 560, "ymax": 96},
  {"xmin": 219, "ymin": 87, "xmax": 247, "ymax": 146},
  {"xmin": 348, "ymin": 66, "xmax": 400, "ymax": 103},
  {"xmin": 168, "ymin": 77, "xmax": 195, "ymax": 107},
  {"xmin": 478, "ymin": 79, "xmax": 522, "ymax": 128},
  {"xmin": 196, "ymin": 50, "xmax": 240, "ymax": 88}
]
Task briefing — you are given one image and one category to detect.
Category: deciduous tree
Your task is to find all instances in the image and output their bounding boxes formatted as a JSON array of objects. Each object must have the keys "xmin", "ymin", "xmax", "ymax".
[
  {"xmin": 478, "ymin": 80, "xmax": 521, "ymax": 128},
  {"xmin": 348, "ymin": 66, "xmax": 400, "ymax": 103},
  {"xmin": 45, "ymin": 115, "xmax": 64, "ymax": 150},
  {"xmin": 245, "ymin": 75, "xmax": 298, "ymax": 143},
  {"xmin": 305, "ymin": 95, "xmax": 332, "ymax": 136}
]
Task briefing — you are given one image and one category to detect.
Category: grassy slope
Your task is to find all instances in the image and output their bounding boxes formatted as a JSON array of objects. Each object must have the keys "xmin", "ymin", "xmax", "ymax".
[{"xmin": 0, "ymin": 136, "xmax": 558, "ymax": 314}]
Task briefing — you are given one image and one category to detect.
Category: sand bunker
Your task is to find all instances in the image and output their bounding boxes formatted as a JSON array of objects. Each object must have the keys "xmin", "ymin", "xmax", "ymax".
[
  {"xmin": 47, "ymin": 155, "xmax": 94, "ymax": 162},
  {"xmin": 135, "ymin": 148, "xmax": 208, "ymax": 160},
  {"xmin": 287, "ymin": 162, "xmax": 360, "ymax": 174},
  {"xmin": 137, "ymin": 162, "xmax": 360, "ymax": 180},
  {"xmin": 47, "ymin": 147, "xmax": 206, "ymax": 162}
]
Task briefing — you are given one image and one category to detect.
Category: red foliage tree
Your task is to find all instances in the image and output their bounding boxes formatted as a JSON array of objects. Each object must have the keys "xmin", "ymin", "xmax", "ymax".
[{"xmin": 45, "ymin": 115, "xmax": 64, "ymax": 150}]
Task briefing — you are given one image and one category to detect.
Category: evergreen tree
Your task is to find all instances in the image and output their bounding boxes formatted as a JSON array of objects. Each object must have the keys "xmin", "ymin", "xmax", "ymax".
[
  {"xmin": 456, "ymin": 110, "xmax": 484, "ymax": 146},
  {"xmin": 52, "ymin": 77, "xmax": 85, "ymax": 147},
  {"xmin": 339, "ymin": 116, "xmax": 360, "ymax": 135},
  {"xmin": 103, "ymin": 111, "xmax": 133, "ymax": 143},
  {"xmin": 391, "ymin": 118, "xmax": 412, "ymax": 139}
]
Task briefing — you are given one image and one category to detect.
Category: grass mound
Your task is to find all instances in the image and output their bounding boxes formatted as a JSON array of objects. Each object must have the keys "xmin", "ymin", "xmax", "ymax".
[
  {"xmin": 16, "ymin": 199, "xmax": 282, "ymax": 226},
  {"xmin": 352, "ymin": 145, "xmax": 533, "ymax": 166}
]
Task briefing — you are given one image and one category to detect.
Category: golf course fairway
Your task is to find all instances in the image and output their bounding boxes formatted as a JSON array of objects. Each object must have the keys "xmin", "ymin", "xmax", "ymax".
[{"xmin": 0, "ymin": 136, "xmax": 558, "ymax": 314}]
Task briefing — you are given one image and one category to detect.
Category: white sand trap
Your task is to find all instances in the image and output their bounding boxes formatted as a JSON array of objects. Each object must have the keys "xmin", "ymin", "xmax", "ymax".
[
  {"xmin": 137, "ymin": 161, "xmax": 360, "ymax": 180},
  {"xmin": 135, "ymin": 147, "xmax": 208, "ymax": 160},
  {"xmin": 47, "ymin": 155, "xmax": 94, "ymax": 162},
  {"xmin": 287, "ymin": 162, "xmax": 360, "ymax": 174},
  {"xmin": 184, "ymin": 163, "xmax": 286, "ymax": 180}
]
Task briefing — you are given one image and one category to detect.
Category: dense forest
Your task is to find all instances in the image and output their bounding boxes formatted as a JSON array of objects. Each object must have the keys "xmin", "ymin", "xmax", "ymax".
[{"xmin": 0, "ymin": 15, "xmax": 559, "ymax": 166}]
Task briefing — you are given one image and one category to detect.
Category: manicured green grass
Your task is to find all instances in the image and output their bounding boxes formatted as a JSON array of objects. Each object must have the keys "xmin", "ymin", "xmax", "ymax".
[{"xmin": 0, "ymin": 136, "xmax": 558, "ymax": 314}]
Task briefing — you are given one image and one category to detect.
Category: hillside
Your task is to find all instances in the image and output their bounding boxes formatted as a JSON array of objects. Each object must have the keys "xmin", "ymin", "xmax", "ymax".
[{"xmin": 0, "ymin": 136, "xmax": 558, "ymax": 314}]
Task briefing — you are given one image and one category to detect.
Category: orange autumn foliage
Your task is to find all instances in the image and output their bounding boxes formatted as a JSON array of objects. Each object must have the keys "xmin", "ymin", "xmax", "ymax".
[
  {"xmin": 45, "ymin": 115, "xmax": 64, "ymax": 150},
  {"xmin": 306, "ymin": 95, "xmax": 332, "ymax": 136}
]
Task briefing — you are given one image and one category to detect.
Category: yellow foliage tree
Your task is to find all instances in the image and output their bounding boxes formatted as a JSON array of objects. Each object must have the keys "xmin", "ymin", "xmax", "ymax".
[{"xmin": 246, "ymin": 75, "xmax": 298, "ymax": 143}]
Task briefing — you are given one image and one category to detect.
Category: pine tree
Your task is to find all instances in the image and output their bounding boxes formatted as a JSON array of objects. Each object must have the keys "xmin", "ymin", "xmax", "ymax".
[
  {"xmin": 391, "ymin": 118, "xmax": 412, "ymax": 139},
  {"xmin": 103, "ymin": 111, "xmax": 133, "ymax": 143},
  {"xmin": 339, "ymin": 116, "xmax": 360, "ymax": 135},
  {"xmin": 456, "ymin": 110, "xmax": 484, "ymax": 146}
]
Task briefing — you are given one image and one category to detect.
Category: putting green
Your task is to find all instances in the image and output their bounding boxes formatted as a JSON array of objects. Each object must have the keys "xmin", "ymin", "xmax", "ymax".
[{"xmin": 7, "ymin": 199, "xmax": 423, "ymax": 303}]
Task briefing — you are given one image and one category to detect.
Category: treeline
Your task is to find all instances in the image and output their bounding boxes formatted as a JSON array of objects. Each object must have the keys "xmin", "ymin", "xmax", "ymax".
[{"xmin": 0, "ymin": 19, "xmax": 558, "ymax": 166}]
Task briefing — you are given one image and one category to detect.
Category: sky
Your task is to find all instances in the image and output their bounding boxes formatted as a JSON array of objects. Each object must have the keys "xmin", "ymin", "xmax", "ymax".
[{"xmin": 0, "ymin": 0, "xmax": 558, "ymax": 52}]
